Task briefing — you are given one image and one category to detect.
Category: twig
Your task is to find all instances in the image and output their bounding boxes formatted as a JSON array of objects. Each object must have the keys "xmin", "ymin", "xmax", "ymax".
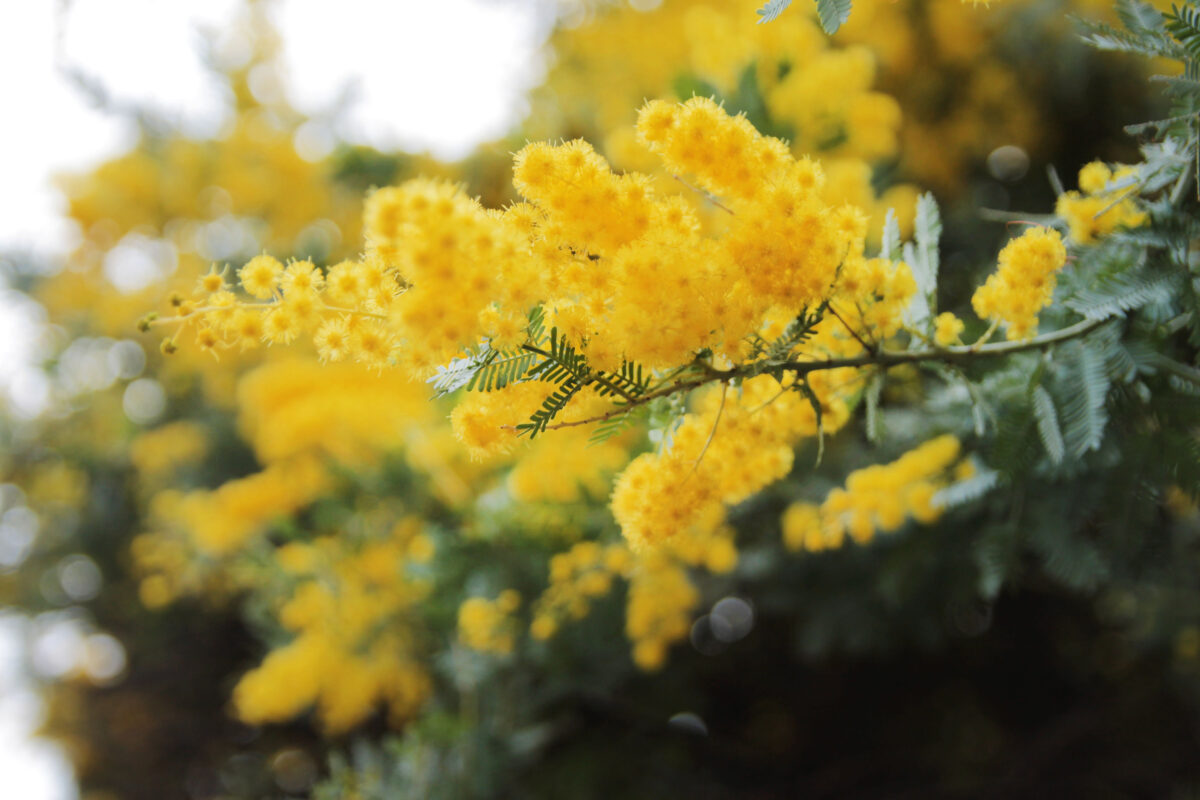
[
  {"xmin": 827, "ymin": 304, "xmax": 875, "ymax": 353},
  {"xmin": 672, "ymin": 175, "xmax": 734, "ymax": 215},
  {"xmin": 685, "ymin": 381, "xmax": 727, "ymax": 479}
]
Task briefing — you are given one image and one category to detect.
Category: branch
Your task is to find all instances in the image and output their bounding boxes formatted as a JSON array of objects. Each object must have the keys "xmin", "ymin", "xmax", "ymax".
[
  {"xmin": 774, "ymin": 317, "xmax": 1111, "ymax": 377},
  {"xmin": 516, "ymin": 317, "xmax": 1112, "ymax": 434}
]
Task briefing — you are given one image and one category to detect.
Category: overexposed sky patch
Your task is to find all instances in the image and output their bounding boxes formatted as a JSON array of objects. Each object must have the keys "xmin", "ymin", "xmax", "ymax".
[{"xmin": 0, "ymin": 0, "xmax": 549, "ymax": 255}]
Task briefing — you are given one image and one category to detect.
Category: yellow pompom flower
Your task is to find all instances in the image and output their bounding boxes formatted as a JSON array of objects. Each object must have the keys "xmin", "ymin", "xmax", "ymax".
[
  {"xmin": 934, "ymin": 312, "xmax": 965, "ymax": 346},
  {"xmin": 238, "ymin": 254, "xmax": 283, "ymax": 299}
]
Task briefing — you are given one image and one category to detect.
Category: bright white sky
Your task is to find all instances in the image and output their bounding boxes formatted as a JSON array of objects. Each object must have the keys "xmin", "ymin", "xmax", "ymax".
[
  {"xmin": 0, "ymin": 0, "xmax": 549, "ymax": 254},
  {"xmin": 0, "ymin": 1, "xmax": 549, "ymax": 797}
]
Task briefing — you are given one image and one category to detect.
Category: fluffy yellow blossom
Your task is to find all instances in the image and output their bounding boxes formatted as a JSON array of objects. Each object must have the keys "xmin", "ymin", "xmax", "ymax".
[
  {"xmin": 508, "ymin": 425, "xmax": 630, "ymax": 503},
  {"xmin": 1055, "ymin": 161, "xmax": 1147, "ymax": 244},
  {"xmin": 934, "ymin": 312, "xmax": 965, "ymax": 346},
  {"xmin": 625, "ymin": 552, "xmax": 699, "ymax": 671},
  {"xmin": 232, "ymin": 515, "xmax": 436, "ymax": 733},
  {"xmin": 611, "ymin": 321, "xmax": 863, "ymax": 552},
  {"xmin": 129, "ymin": 421, "xmax": 210, "ymax": 481},
  {"xmin": 971, "ymin": 227, "xmax": 1068, "ymax": 341},
  {"xmin": 458, "ymin": 590, "xmax": 522, "ymax": 655},
  {"xmin": 238, "ymin": 254, "xmax": 284, "ymax": 299},
  {"xmin": 450, "ymin": 381, "xmax": 557, "ymax": 460},
  {"xmin": 235, "ymin": 359, "xmax": 434, "ymax": 465},
  {"xmin": 782, "ymin": 435, "xmax": 964, "ymax": 552},
  {"xmin": 533, "ymin": 541, "xmax": 626, "ymax": 636}
]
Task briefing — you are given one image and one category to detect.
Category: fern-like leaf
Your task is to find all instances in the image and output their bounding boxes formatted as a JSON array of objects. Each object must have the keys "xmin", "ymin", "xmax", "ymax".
[
  {"xmin": 1065, "ymin": 271, "xmax": 1175, "ymax": 319},
  {"xmin": 1060, "ymin": 342, "xmax": 1111, "ymax": 457},
  {"xmin": 934, "ymin": 466, "xmax": 1000, "ymax": 510},
  {"xmin": 815, "ymin": 0, "xmax": 852, "ymax": 33},
  {"xmin": 767, "ymin": 304, "xmax": 826, "ymax": 361},
  {"xmin": 517, "ymin": 378, "xmax": 584, "ymax": 438},
  {"xmin": 879, "ymin": 208, "xmax": 901, "ymax": 262},
  {"xmin": 1031, "ymin": 385, "xmax": 1066, "ymax": 465},
  {"xmin": 468, "ymin": 349, "xmax": 539, "ymax": 392},
  {"xmin": 525, "ymin": 328, "xmax": 590, "ymax": 385},
  {"xmin": 902, "ymin": 193, "xmax": 941, "ymax": 334},
  {"xmin": 1077, "ymin": 18, "xmax": 1185, "ymax": 59},
  {"xmin": 428, "ymin": 349, "xmax": 488, "ymax": 397},
  {"xmin": 588, "ymin": 406, "xmax": 647, "ymax": 446},
  {"xmin": 1166, "ymin": 2, "xmax": 1200, "ymax": 61},
  {"xmin": 756, "ymin": 0, "xmax": 792, "ymax": 24},
  {"xmin": 594, "ymin": 360, "xmax": 652, "ymax": 400}
]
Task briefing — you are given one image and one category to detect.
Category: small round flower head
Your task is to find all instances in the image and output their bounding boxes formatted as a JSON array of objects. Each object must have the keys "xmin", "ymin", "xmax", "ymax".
[
  {"xmin": 314, "ymin": 318, "xmax": 351, "ymax": 362},
  {"xmin": 231, "ymin": 308, "xmax": 265, "ymax": 349},
  {"xmin": 326, "ymin": 260, "xmax": 365, "ymax": 305},
  {"xmin": 197, "ymin": 264, "xmax": 228, "ymax": 294},
  {"xmin": 196, "ymin": 327, "xmax": 220, "ymax": 357},
  {"xmin": 263, "ymin": 305, "xmax": 302, "ymax": 344},
  {"xmin": 239, "ymin": 254, "xmax": 283, "ymax": 299},
  {"xmin": 934, "ymin": 312, "xmax": 965, "ymax": 346},
  {"xmin": 280, "ymin": 259, "xmax": 323, "ymax": 296}
]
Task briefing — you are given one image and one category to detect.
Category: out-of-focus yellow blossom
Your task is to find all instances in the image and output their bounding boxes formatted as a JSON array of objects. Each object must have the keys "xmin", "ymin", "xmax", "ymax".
[
  {"xmin": 1056, "ymin": 162, "xmax": 1148, "ymax": 244},
  {"xmin": 934, "ymin": 312, "xmax": 966, "ymax": 346},
  {"xmin": 235, "ymin": 359, "xmax": 434, "ymax": 465},
  {"xmin": 531, "ymin": 533, "xmax": 711, "ymax": 672},
  {"xmin": 1165, "ymin": 486, "xmax": 1199, "ymax": 520},
  {"xmin": 626, "ymin": 553, "xmax": 699, "ymax": 671},
  {"xmin": 234, "ymin": 518, "xmax": 435, "ymax": 733},
  {"xmin": 534, "ymin": 1, "xmax": 900, "ymax": 163},
  {"xmin": 129, "ymin": 422, "xmax": 209, "ymax": 481},
  {"xmin": 24, "ymin": 461, "xmax": 90, "ymax": 510},
  {"xmin": 782, "ymin": 435, "xmax": 964, "ymax": 552},
  {"xmin": 458, "ymin": 590, "xmax": 522, "ymax": 654},
  {"xmin": 971, "ymin": 227, "xmax": 1068, "ymax": 341},
  {"xmin": 507, "ymin": 425, "xmax": 630, "ymax": 504}
]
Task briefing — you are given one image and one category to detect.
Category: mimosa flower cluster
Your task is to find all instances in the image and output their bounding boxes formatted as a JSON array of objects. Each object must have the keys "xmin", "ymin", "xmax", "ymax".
[
  {"xmin": 155, "ymin": 95, "xmax": 943, "ymax": 559},
  {"xmin": 1055, "ymin": 161, "xmax": 1148, "ymax": 244},
  {"xmin": 781, "ymin": 435, "xmax": 967, "ymax": 552},
  {"xmin": 458, "ymin": 590, "xmax": 523, "ymax": 655},
  {"xmin": 971, "ymin": 227, "xmax": 1069, "ymax": 341},
  {"xmin": 233, "ymin": 517, "xmax": 435, "ymax": 733},
  {"xmin": 528, "ymin": 524, "xmax": 731, "ymax": 671}
]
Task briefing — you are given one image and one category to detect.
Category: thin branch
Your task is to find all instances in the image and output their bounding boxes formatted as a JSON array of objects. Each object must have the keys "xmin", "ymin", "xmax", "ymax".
[
  {"xmin": 827, "ymin": 303, "xmax": 875, "ymax": 353},
  {"xmin": 686, "ymin": 381, "xmax": 727, "ymax": 479},
  {"xmin": 672, "ymin": 175, "xmax": 734, "ymax": 215},
  {"xmin": 774, "ymin": 317, "xmax": 1110, "ymax": 376},
  {"xmin": 513, "ymin": 317, "xmax": 1111, "ymax": 434}
]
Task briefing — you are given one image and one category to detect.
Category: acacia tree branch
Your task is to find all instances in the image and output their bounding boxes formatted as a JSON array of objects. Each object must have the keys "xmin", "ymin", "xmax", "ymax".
[{"xmin": 530, "ymin": 316, "xmax": 1111, "ymax": 433}]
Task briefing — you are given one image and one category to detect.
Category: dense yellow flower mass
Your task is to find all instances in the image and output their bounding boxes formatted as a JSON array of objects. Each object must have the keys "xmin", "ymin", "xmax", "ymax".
[
  {"xmin": 458, "ymin": 590, "xmax": 522, "ymax": 654},
  {"xmin": 129, "ymin": 422, "xmax": 210, "ymax": 482},
  {"xmin": 154, "ymin": 95, "xmax": 941, "ymax": 562},
  {"xmin": 529, "ymin": 0, "xmax": 1086, "ymax": 199},
  {"xmin": 233, "ymin": 518, "xmax": 435, "ymax": 733},
  {"xmin": 1055, "ymin": 161, "xmax": 1148, "ymax": 244},
  {"xmin": 781, "ymin": 435, "xmax": 966, "ymax": 551},
  {"xmin": 131, "ymin": 359, "xmax": 460, "ymax": 603},
  {"xmin": 529, "ymin": 517, "xmax": 732, "ymax": 671},
  {"xmin": 167, "ymin": 97, "xmax": 873, "ymax": 376},
  {"xmin": 971, "ymin": 227, "xmax": 1068, "ymax": 341}
]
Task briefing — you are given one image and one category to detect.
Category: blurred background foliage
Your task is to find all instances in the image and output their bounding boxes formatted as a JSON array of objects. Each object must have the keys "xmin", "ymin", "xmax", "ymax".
[{"xmin": 3, "ymin": 0, "xmax": 1200, "ymax": 798}]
